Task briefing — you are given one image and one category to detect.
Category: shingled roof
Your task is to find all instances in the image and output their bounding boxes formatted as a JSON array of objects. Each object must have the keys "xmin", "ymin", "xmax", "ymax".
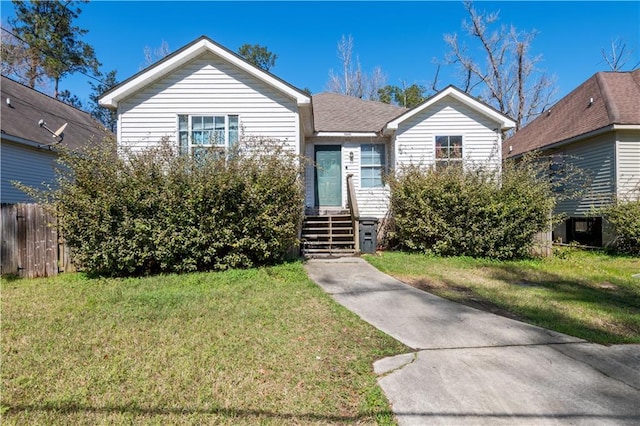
[
  {"xmin": 1, "ymin": 75, "xmax": 109, "ymax": 151},
  {"xmin": 505, "ymin": 69, "xmax": 640, "ymax": 157},
  {"xmin": 312, "ymin": 92, "xmax": 407, "ymax": 133}
]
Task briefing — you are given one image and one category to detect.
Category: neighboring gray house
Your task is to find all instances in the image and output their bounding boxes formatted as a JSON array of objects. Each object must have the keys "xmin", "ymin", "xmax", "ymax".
[
  {"xmin": 505, "ymin": 69, "xmax": 640, "ymax": 246},
  {"xmin": 99, "ymin": 35, "xmax": 515, "ymax": 255},
  {"xmin": 1, "ymin": 75, "xmax": 108, "ymax": 203}
]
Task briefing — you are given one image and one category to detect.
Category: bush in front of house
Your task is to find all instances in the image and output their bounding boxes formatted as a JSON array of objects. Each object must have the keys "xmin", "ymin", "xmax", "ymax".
[
  {"xmin": 47, "ymin": 137, "xmax": 305, "ymax": 276},
  {"xmin": 387, "ymin": 155, "xmax": 558, "ymax": 259},
  {"xmin": 601, "ymin": 197, "xmax": 640, "ymax": 255}
]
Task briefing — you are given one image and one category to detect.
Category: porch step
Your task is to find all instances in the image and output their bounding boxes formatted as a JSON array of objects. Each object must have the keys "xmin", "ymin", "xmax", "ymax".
[{"xmin": 301, "ymin": 214, "xmax": 357, "ymax": 258}]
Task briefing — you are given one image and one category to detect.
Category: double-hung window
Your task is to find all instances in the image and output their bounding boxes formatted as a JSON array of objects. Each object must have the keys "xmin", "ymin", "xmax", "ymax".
[
  {"xmin": 361, "ymin": 144, "xmax": 386, "ymax": 188},
  {"xmin": 435, "ymin": 135, "xmax": 463, "ymax": 170},
  {"xmin": 178, "ymin": 114, "xmax": 239, "ymax": 156}
]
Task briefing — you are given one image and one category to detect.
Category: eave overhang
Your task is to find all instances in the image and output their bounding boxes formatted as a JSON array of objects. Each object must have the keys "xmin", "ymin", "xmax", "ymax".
[
  {"xmin": 507, "ymin": 124, "xmax": 640, "ymax": 159},
  {"xmin": 99, "ymin": 36, "xmax": 311, "ymax": 109},
  {"xmin": 383, "ymin": 85, "xmax": 516, "ymax": 136}
]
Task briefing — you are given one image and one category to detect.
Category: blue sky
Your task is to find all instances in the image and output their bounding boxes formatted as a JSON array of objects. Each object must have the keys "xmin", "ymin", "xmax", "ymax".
[{"xmin": 2, "ymin": 1, "xmax": 639, "ymax": 106}]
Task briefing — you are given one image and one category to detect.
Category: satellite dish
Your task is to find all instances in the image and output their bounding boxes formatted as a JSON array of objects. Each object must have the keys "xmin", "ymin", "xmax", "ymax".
[
  {"xmin": 53, "ymin": 122, "xmax": 67, "ymax": 138},
  {"xmin": 37, "ymin": 119, "xmax": 67, "ymax": 143}
]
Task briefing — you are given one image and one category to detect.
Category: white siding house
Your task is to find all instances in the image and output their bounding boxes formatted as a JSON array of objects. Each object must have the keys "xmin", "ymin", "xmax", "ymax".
[
  {"xmin": 100, "ymin": 37, "xmax": 313, "ymax": 157},
  {"xmin": 117, "ymin": 52, "xmax": 302, "ymax": 154},
  {"xmin": 388, "ymin": 88, "xmax": 509, "ymax": 171},
  {"xmin": 101, "ymin": 37, "xmax": 515, "ymax": 223},
  {"xmin": 305, "ymin": 88, "xmax": 514, "ymax": 219}
]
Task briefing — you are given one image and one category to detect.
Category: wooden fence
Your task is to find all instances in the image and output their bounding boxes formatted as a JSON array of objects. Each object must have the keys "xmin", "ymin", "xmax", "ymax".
[
  {"xmin": 1, "ymin": 203, "xmax": 73, "ymax": 278},
  {"xmin": 532, "ymin": 229, "xmax": 553, "ymax": 257}
]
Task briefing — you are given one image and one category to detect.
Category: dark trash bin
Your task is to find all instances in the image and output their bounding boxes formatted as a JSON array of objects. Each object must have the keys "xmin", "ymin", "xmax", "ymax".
[{"xmin": 359, "ymin": 217, "xmax": 378, "ymax": 254}]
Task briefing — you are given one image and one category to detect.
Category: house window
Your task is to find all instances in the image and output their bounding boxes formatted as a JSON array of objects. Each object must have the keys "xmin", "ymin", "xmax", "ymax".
[
  {"xmin": 178, "ymin": 114, "xmax": 239, "ymax": 156},
  {"xmin": 435, "ymin": 135, "xmax": 463, "ymax": 170},
  {"xmin": 361, "ymin": 144, "xmax": 386, "ymax": 188}
]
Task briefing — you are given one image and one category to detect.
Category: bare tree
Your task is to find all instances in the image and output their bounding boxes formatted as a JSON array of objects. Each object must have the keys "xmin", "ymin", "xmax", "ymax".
[
  {"xmin": 141, "ymin": 40, "xmax": 170, "ymax": 69},
  {"xmin": 1, "ymin": 25, "xmax": 46, "ymax": 88},
  {"xmin": 443, "ymin": 1, "xmax": 556, "ymax": 130},
  {"xmin": 601, "ymin": 38, "xmax": 640, "ymax": 71},
  {"xmin": 367, "ymin": 66, "xmax": 387, "ymax": 101},
  {"xmin": 326, "ymin": 34, "xmax": 387, "ymax": 100}
]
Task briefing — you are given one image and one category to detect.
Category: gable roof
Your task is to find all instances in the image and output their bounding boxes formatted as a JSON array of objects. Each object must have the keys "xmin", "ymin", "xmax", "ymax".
[
  {"xmin": 385, "ymin": 85, "xmax": 516, "ymax": 133},
  {"xmin": 312, "ymin": 92, "xmax": 407, "ymax": 134},
  {"xmin": 1, "ymin": 75, "xmax": 108, "ymax": 151},
  {"xmin": 505, "ymin": 69, "xmax": 640, "ymax": 157},
  {"xmin": 99, "ymin": 35, "xmax": 311, "ymax": 108}
]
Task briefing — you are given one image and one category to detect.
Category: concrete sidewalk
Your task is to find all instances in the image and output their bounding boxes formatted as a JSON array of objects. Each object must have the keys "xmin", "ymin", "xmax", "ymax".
[{"xmin": 304, "ymin": 257, "xmax": 640, "ymax": 425}]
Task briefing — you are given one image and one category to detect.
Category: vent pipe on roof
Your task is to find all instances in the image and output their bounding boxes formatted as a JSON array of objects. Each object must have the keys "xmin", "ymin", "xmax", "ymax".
[
  {"xmin": 6, "ymin": 97, "xmax": 12, "ymax": 107},
  {"xmin": 588, "ymin": 97, "xmax": 594, "ymax": 107}
]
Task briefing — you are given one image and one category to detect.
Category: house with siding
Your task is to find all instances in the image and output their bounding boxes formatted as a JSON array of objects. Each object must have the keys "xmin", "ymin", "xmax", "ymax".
[
  {"xmin": 505, "ymin": 69, "xmax": 640, "ymax": 247},
  {"xmin": 1, "ymin": 75, "xmax": 108, "ymax": 203},
  {"xmin": 99, "ymin": 35, "xmax": 515, "ymax": 255}
]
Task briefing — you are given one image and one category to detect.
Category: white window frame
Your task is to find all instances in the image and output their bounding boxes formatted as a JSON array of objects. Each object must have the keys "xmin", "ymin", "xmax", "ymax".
[
  {"xmin": 360, "ymin": 143, "xmax": 386, "ymax": 188},
  {"xmin": 178, "ymin": 114, "xmax": 239, "ymax": 156},
  {"xmin": 435, "ymin": 135, "xmax": 463, "ymax": 170}
]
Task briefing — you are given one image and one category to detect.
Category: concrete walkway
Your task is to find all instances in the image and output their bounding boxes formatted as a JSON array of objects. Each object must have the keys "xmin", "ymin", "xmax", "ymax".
[{"xmin": 304, "ymin": 257, "xmax": 640, "ymax": 426}]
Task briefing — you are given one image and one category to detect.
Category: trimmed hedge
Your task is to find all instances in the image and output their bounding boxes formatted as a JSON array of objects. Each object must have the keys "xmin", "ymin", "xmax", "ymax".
[
  {"xmin": 387, "ymin": 157, "xmax": 558, "ymax": 259},
  {"xmin": 45, "ymin": 137, "xmax": 305, "ymax": 276}
]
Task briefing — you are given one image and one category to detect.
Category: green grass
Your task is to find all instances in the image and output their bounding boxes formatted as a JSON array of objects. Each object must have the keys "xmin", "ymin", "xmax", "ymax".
[
  {"xmin": 365, "ymin": 249, "xmax": 640, "ymax": 345},
  {"xmin": 1, "ymin": 262, "xmax": 408, "ymax": 425}
]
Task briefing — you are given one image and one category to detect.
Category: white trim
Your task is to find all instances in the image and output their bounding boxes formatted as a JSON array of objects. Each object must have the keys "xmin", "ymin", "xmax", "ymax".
[
  {"xmin": 314, "ymin": 131, "xmax": 379, "ymax": 138},
  {"xmin": 612, "ymin": 124, "xmax": 640, "ymax": 131},
  {"xmin": 385, "ymin": 86, "xmax": 516, "ymax": 133},
  {"xmin": 99, "ymin": 37, "xmax": 311, "ymax": 108},
  {"xmin": 360, "ymin": 142, "xmax": 387, "ymax": 189},
  {"xmin": 116, "ymin": 108, "xmax": 122, "ymax": 148},
  {"xmin": 433, "ymin": 134, "xmax": 464, "ymax": 170},
  {"xmin": 295, "ymin": 111, "xmax": 301, "ymax": 156},
  {"xmin": 615, "ymin": 137, "xmax": 620, "ymax": 199},
  {"xmin": 177, "ymin": 113, "xmax": 239, "ymax": 154},
  {"xmin": 313, "ymin": 143, "xmax": 343, "ymax": 208}
]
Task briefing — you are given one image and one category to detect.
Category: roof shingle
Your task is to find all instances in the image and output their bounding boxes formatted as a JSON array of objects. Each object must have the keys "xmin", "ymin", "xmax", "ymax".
[
  {"xmin": 1, "ymin": 76, "xmax": 109, "ymax": 151},
  {"xmin": 312, "ymin": 92, "xmax": 407, "ymax": 133},
  {"xmin": 505, "ymin": 69, "xmax": 640, "ymax": 157}
]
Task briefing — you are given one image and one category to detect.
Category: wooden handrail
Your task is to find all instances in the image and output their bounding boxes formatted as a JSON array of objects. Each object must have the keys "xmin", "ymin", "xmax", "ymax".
[{"xmin": 346, "ymin": 174, "xmax": 360, "ymax": 252}]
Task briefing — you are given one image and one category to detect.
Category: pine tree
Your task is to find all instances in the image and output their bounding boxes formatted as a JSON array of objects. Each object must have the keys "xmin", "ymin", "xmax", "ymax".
[{"xmin": 9, "ymin": 0, "xmax": 100, "ymax": 98}]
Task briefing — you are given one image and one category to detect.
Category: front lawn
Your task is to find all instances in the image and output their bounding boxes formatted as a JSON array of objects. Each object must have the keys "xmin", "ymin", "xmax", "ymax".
[
  {"xmin": 365, "ymin": 249, "xmax": 640, "ymax": 345},
  {"xmin": 1, "ymin": 263, "xmax": 407, "ymax": 424}
]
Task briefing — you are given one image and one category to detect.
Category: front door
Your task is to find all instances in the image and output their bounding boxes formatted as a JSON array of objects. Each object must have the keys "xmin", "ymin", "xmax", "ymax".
[{"xmin": 315, "ymin": 145, "xmax": 342, "ymax": 207}]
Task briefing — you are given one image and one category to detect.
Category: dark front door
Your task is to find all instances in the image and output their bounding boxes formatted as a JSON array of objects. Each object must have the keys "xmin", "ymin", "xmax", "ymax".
[{"xmin": 315, "ymin": 145, "xmax": 342, "ymax": 207}]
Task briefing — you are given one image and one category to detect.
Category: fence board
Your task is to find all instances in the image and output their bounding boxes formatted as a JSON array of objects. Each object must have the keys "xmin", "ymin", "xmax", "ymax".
[
  {"xmin": 0, "ymin": 204, "xmax": 18, "ymax": 274},
  {"xmin": 1, "ymin": 203, "xmax": 71, "ymax": 278},
  {"xmin": 532, "ymin": 230, "xmax": 553, "ymax": 258}
]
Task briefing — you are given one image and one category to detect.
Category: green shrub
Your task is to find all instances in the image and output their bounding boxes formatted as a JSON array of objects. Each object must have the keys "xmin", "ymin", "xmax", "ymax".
[
  {"xmin": 40, "ymin": 137, "xmax": 305, "ymax": 276},
  {"xmin": 387, "ymin": 156, "xmax": 558, "ymax": 259},
  {"xmin": 601, "ymin": 197, "xmax": 640, "ymax": 255}
]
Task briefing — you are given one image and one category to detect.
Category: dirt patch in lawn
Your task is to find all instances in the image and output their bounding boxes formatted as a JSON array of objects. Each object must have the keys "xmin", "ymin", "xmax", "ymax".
[{"xmin": 401, "ymin": 276, "xmax": 525, "ymax": 322}]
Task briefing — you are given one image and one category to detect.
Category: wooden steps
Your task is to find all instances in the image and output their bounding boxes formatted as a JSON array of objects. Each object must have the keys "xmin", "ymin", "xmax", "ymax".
[{"xmin": 301, "ymin": 214, "xmax": 357, "ymax": 258}]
